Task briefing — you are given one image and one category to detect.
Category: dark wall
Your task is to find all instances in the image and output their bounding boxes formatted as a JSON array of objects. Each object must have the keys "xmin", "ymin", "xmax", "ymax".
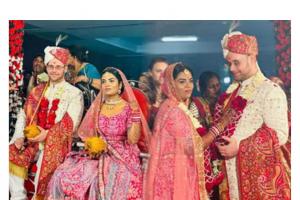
[
  {"xmin": 23, "ymin": 33, "xmax": 53, "ymax": 74},
  {"xmin": 23, "ymin": 34, "xmax": 277, "ymax": 94},
  {"xmin": 98, "ymin": 51, "xmax": 277, "ymax": 85}
]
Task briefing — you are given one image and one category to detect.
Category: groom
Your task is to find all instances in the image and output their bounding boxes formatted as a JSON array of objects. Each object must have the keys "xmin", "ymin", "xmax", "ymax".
[
  {"xmin": 9, "ymin": 45, "xmax": 84, "ymax": 200},
  {"xmin": 215, "ymin": 31, "xmax": 290, "ymax": 200}
]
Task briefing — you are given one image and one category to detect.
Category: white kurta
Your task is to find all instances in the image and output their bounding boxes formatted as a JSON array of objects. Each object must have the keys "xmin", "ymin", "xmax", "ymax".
[
  {"xmin": 225, "ymin": 72, "xmax": 289, "ymax": 200},
  {"xmin": 9, "ymin": 80, "xmax": 84, "ymax": 200}
]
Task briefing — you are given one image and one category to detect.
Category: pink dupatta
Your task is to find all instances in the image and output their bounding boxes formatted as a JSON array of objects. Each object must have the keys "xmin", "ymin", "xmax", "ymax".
[
  {"xmin": 144, "ymin": 63, "xmax": 208, "ymax": 200},
  {"xmin": 77, "ymin": 67, "xmax": 151, "ymax": 143},
  {"xmin": 77, "ymin": 67, "xmax": 151, "ymax": 199}
]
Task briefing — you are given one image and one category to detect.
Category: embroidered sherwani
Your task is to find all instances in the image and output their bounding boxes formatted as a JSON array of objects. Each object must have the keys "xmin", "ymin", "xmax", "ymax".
[
  {"xmin": 224, "ymin": 72, "xmax": 289, "ymax": 200},
  {"xmin": 9, "ymin": 80, "xmax": 84, "ymax": 200}
]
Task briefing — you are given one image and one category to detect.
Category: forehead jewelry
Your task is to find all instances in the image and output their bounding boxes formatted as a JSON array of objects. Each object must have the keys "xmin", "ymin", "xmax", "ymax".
[{"xmin": 183, "ymin": 69, "xmax": 190, "ymax": 75}]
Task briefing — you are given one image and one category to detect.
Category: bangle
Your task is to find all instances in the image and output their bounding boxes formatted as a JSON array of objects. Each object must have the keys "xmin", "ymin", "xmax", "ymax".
[
  {"xmin": 210, "ymin": 126, "xmax": 220, "ymax": 137},
  {"xmin": 215, "ymin": 123, "xmax": 224, "ymax": 132},
  {"xmin": 131, "ymin": 117, "xmax": 141, "ymax": 123}
]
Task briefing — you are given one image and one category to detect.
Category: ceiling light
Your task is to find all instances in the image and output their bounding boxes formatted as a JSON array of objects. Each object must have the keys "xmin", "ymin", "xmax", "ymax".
[{"xmin": 161, "ymin": 35, "xmax": 198, "ymax": 42}]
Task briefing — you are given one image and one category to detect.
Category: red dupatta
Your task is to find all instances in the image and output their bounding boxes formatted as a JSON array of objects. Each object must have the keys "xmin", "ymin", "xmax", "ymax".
[
  {"xmin": 237, "ymin": 124, "xmax": 290, "ymax": 200},
  {"xmin": 9, "ymin": 83, "xmax": 75, "ymax": 198}
]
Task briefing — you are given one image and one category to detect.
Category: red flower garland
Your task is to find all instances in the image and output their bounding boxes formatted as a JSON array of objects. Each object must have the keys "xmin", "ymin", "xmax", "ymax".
[
  {"xmin": 9, "ymin": 20, "xmax": 25, "ymax": 138},
  {"xmin": 196, "ymin": 127, "xmax": 207, "ymax": 136},
  {"xmin": 9, "ymin": 20, "xmax": 24, "ymax": 58},
  {"xmin": 218, "ymin": 92, "xmax": 230, "ymax": 105},
  {"xmin": 195, "ymin": 92, "xmax": 247, "ymax": 194},
  {"xmin": 200, "ymin": 91, "xmax": 247, "ymax": 194},
  {"xmin": 274, "ymin": 20, "xmax": 291, "ymax": 89},
  {"xmin": 9, "ymin": 20, "xmax": 24, "ymax": 86},
  {"xmin": 214, "ymin": 91, "xmax": 248, "ymax": 138},
  {"xmin": 37, "ymin": 97, "xmax": 60, "ymax": 130},
  {"xmin": 231, "ymin": 95, "xmax": 247, "ymax": 112}
]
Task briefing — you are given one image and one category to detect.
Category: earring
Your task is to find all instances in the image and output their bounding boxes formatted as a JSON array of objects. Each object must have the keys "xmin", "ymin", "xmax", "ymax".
[{"xmin": 118, "ymin": 89, "xmax": 121, "ymax": 94}]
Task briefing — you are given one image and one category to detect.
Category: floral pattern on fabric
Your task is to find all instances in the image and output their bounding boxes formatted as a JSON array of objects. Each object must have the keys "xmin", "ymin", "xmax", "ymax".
[
  {"xmin": 46, "ymin": 104, "xmax": 143, "ymax": 200},
  {"xmin": 237, "ymin": 124, "xmax": 290, "ymax": 200}
]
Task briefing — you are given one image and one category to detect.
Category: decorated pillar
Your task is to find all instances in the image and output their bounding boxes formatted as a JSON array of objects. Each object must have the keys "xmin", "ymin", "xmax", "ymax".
[{"xmin": 274, "ymin": 20, "xmax": 291, "ymax": 108}]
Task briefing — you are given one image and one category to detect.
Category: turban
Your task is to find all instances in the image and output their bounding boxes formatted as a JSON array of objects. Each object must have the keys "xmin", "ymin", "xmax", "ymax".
[
  {"xmin": 44, "ymin": 46, "xmax": 69, "ymax": 65},
  {"xmin": 221, "ymin": 31, "xmax": 258, "ymax": 58}
]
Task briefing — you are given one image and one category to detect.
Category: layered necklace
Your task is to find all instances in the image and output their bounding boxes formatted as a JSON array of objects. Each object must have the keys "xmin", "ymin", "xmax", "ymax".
[{"xmin": 104, "ymin": 98, "xmax": 123, "ymax": 110}]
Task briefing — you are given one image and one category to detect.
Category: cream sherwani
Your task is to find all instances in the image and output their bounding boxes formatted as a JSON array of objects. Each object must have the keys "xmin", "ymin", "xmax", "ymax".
[
  {"xmin": 225, "ymin": 71, "xmax": 289, "ymax": 200},
  {"xmin": 9, "ymin": 80, "xmax": 84, "ymax": 200}
]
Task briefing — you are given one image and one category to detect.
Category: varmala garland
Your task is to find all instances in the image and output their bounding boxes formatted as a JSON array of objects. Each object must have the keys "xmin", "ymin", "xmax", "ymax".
[
  {"xmin": 214, "ymin": 71, "xmax": 265, "ymax": 139},
  {"xmin": 180, "ymin": 71, "xmax": 265, "ymax": 194}
]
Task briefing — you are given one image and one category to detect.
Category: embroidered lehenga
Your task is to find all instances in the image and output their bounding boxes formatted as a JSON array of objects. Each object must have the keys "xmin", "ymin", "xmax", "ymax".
[
  {"xmin": 46, "ymin": 68, "xmax": 151, "ymax": 200},
  {"xmin": 144, "ymin": 64, "xmax": 209, "ymax": 200}
]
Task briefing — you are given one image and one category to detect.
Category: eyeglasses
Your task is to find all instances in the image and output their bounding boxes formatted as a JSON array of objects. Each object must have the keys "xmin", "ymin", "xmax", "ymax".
[{"xmin": 46, "ymin": 65, "xmax": 65, "ymax": 70}]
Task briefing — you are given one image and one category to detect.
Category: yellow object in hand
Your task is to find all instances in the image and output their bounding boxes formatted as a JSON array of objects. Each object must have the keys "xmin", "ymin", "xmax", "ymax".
[
  {"xmin": 24, "ymin": 125, "xmax": 41, "ymax": 139},
  {"xmin": 85, "ymin": 137, "xmax": 107, "ymax": 157}
]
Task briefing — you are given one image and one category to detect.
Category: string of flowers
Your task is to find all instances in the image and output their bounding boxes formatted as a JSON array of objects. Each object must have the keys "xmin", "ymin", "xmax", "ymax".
[
  {"xmin": 274, "ymin": 20, "xmax": 291, "ymax": 89},
  {"xmin": 9, "ymin": 20, "xmax": 25, "ymax": 138},
  {"xmin": 38, "ymin": 97, "xmax": 60, "ymax": 129}
]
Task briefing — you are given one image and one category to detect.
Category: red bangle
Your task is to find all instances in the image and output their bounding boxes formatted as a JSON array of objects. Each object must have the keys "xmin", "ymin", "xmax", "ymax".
[{"xmin": 210, "ymin": 126, "xmax": 220, "ymax": 137}]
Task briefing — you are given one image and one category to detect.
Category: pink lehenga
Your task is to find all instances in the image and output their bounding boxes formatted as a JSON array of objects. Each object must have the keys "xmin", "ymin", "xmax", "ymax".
[
  {"xmin": 144, "ymin": 64, "xmax": 209, "ymax": 200},
  {"xmin": 46, "ymin": 68, "xmax": 151, "ymax": 200}
]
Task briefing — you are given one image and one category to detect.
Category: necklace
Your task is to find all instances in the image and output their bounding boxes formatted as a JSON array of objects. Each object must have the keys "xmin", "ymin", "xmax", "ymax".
[
  {"xmin": 105, "ymin": 98, "xmax": 123, "ymax": 105},
  {"xmin": 104, "ymin": 98, "xmax": 123, "ymax": 110}
]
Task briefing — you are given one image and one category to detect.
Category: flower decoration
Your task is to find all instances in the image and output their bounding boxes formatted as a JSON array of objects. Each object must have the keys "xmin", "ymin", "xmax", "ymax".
[
  {"xmin": 37, "ymin": 97, "xmax": 60, "ymax": 130},
  {"xmin": 274, "ymin": 20, "xmax": 291, "ymax": 89},
  {"xmin": 9, "ymin": 20, "xmax": 25, "ymax": 138},
  {"xmin": 24, "ymin": 125, "xmax": 41, "ymax": 139},
  {"xmin": 231, "ymin": 96, "xmax": 247, "ymax": 112},
  {"xmin": 85, "ymin": 136, "xmax": 107, "ymax": 158}
]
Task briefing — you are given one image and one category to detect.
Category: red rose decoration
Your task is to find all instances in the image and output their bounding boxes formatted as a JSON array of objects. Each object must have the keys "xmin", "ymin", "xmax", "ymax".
[
  {"xmin": 36, "ymin": 97, "xmax": 60, "ymax": 130},
  {"xmin": 50, "ymin": 99, "xmax": 60, "ymax": 112},
  {"xmin": 231, "ymin": 96, "xmax": 247, "ymax": 112},
  {"xmin": 52, "ymin": 99, "xmax": 60, "ymax": 105},
  {"xmin": 218, "ymin": 92, "xmax": 229, "ymax": 105},
  {"xmin": 51, "ymin": 104, "xmax": 58, "ymax": 111},
  {"xmin": 45, "ymin": 124, "xmax": 52, "ymax": 130},
  {"xmin": 40, "ymin": 97, "xmax": 49, "ymax": 108},
  {"xmin": 274, "ymin": 20, "xmax": 290, "ymax": 90},
  {"xmin": 196, "ymin": 127, "xmax": 207, "ymax": 136},
  {"xmin": 47, "ymin": 113, "xmax": 56, "ymax": 125}
]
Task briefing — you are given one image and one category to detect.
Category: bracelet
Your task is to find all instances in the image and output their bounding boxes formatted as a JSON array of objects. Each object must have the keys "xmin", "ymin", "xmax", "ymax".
[
  {"xmin": 215, "ymin": 123, "xmax": 224, "ymax": 132},
  {"xmin": 131, "ymin": 116, "xmax": 141, "ymax": 123},
  {"xmin": 210, "ymin": 126, "xmax": 220, "ymax": 137}
]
